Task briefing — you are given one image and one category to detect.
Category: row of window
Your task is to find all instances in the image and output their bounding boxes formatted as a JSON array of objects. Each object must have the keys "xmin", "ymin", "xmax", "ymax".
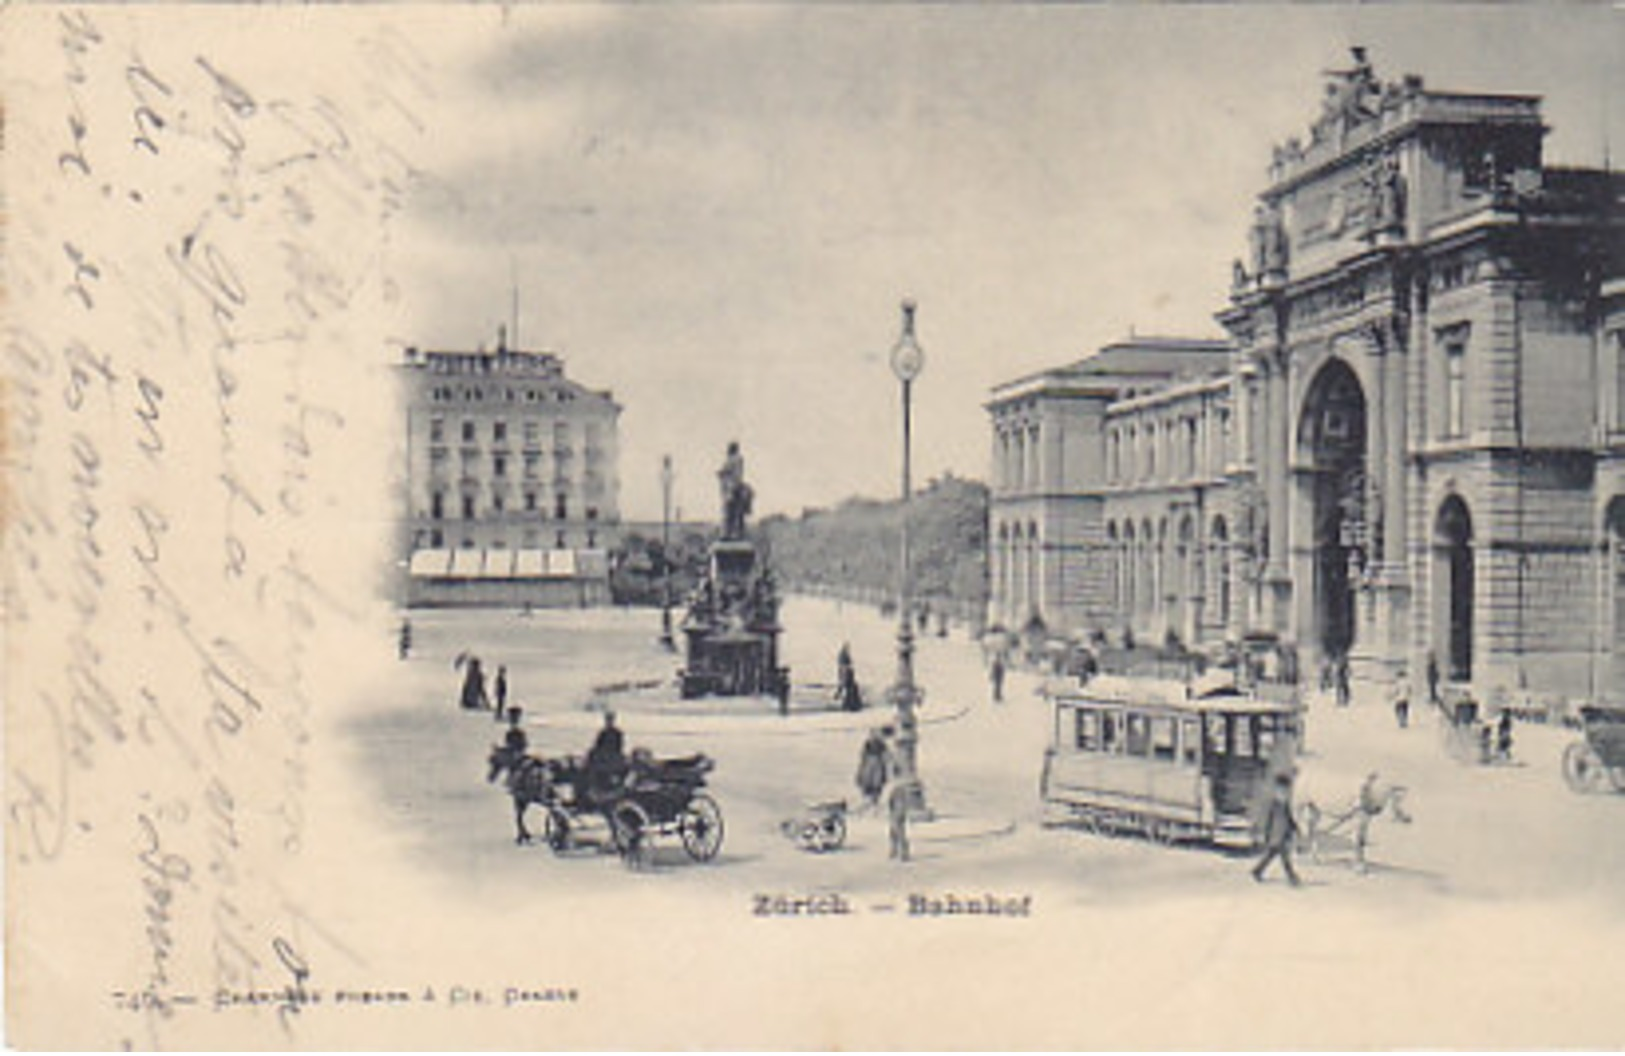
[
  {"xmin": 427, "ymin": 449, "xmax": 607, "ymax": 485},
  {"xmin": 1072, "ymin": 710, "xmax": 1200, "ymax": 765},
  {"xmin": 1063, "ymin": 707, "xmax": 1286, "ymax": 764},
  {"xmin": 1106, "ymin": 407, "xmax": 1231, "ymax": 485},
  {"xmin": 429, "ymin": 491, "xmax": 601, "ymax": 521},
  {"xmin": 1104, "ymin": 535, "xmax": 1234, "ymax": 628},
  {"xmin": 427, "ymin": 386, "xmax": 580, "ymax": 405},
  {"xmin": 428, "ymin": 417, "xmax": 605, "ymax": 447},
  {"xmin": 423, "ymin": 529, "xmax": 598, "ymax": 549},
  {"xmin": 1429, "ymin": 326, "xmax": 1623, "ymax": 440},
  {"xmin": 994, "ymin": 422, "xmax": 1041, "ymax": 491}
]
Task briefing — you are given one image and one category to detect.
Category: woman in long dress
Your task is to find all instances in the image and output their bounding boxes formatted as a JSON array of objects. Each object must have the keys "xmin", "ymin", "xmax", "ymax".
[{"xmin": 855, "ymin": 727, "xmax": 891, "ymax": 810}]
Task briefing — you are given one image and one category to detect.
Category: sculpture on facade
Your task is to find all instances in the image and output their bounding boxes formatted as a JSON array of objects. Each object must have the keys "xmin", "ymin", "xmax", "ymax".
[
  {"xmin": 1365, "ymin": 152, "xmax": 1406, "ymax": 237},
  {"xmin": 1249, "ymin": 201, "xmax": 1288, "ymax": 280},
  {"xmin": 1238, "ymin": 482, "xmax": 1270, "ymax": 585}
]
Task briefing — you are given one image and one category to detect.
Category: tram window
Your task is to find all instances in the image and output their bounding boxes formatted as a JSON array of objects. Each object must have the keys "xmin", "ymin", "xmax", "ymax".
[
  {"xmin": 1151, "ymin": 717, "xmax": 1177, "ymax": 761},
  {"xmin": 1074, "ymin": 709, "xmax": 1101, "ymax": 751},
  {"xmin": 1101, "ymin": 712, "xmax": 1119, "ymax": 753},
  {"xmin": 1181, "ymin": 719, "xmax": 1200, "ymax": 765},
  {"xmin": 1233, "ymin": 716, "xmax": 1258, "ymax": 759},
  {"xmin": 1125, "ymin": 714, "xmax": 1151, "ymax": 757}
]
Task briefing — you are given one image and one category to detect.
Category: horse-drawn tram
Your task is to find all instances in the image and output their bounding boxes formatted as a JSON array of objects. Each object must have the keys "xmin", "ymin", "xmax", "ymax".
[{"xmin": 1040, "ymin": 676, "xmax": 1301, "ymax": 849}]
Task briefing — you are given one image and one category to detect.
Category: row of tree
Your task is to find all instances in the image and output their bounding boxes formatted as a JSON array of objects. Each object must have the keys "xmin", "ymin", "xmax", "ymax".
[
  {"xmin": 757, "ymin": 474, "xmax": 989, "ymax": 619},
  {"xmin": 609, "ymin": 475, "xmax": 990, "ymax": 620}
]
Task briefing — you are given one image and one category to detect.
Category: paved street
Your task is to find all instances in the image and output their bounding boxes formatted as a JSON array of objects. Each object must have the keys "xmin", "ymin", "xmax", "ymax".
[
  {"xmin": 348, "ymin": 597, "xmax": 1625, "ymax": 907},
  {"xmin": 288, "ymin": 595, "xmax": 1625, "ymax": 1049}
]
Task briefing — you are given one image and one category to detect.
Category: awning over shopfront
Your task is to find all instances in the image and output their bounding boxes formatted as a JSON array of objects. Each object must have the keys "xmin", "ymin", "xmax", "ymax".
[
  {"xmin": 408, "ymin": 548, "xmax": 608, "ymax": 580},
  {"xmin": 409, "ymin": 549, "xmax": 452, "ymax": 577}
]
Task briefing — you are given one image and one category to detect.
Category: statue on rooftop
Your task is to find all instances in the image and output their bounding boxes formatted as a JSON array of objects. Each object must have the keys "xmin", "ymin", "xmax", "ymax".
[
  {"xmin": 1312, "ymin": 46, "xmax": 1384, "ymax": 144},
  {"xmin": 1249, "ymin": 201, "xmax": 1288, "ymax": 280}
]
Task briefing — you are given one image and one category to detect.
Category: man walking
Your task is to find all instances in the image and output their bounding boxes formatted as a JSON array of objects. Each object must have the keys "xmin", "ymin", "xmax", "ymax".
[
  {"xmin": 888, "ymin": 777, "xmax": 916, "ymax": 862},
  {"xmin": 493, "ymin": 665, "xmax": 509, "ymax": 721},
  {"xmin": 990, "ymin": 652, "xmax": 1006, "ymax": 704},
  {"xmin": 1252, "ymin": 773, "xmax": 1302, "ymax": 886}
]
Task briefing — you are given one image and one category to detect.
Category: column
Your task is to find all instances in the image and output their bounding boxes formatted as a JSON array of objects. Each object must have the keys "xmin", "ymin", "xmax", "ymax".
[
  {"xmin": 1374, "ymin": 316, "xmax": 1411, "ymax": 672},
  {"xmin": 1263, "ymin": 349, "xmax": 1293, "ymax": 635}
]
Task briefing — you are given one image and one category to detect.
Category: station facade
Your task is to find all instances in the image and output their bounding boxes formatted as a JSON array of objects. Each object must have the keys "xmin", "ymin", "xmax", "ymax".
[
  {"xmin": 398, "ymin": 331, "xmax": 622, "ymax": 607},
  {"xmin": 988, "ymin": 53, "xmax": 1625, "ymax": 703}
]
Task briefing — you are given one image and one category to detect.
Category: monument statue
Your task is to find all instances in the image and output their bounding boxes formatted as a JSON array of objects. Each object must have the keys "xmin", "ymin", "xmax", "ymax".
[
  {"xmin": 678, "ymin": 440, "xmax": 788, "ymax": 702},
  {"xmin": 717, "ymin": 441, "xmax": 754, "ymax": 540}
]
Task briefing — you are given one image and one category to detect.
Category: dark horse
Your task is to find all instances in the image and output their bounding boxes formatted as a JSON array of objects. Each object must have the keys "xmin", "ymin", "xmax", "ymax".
[
  {"xmin": 487, "ymin": 744, "xmax": 630, "ymax": 847},
  {"xmin": 487, "ymin": 744, "xmax": 565, "ymax": 845}
]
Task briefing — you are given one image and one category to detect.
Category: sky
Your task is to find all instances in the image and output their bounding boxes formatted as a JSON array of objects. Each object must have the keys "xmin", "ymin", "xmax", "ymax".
[{"xmin": 381, "ymin": 5, "xmax": 1623, "ymax": 523}]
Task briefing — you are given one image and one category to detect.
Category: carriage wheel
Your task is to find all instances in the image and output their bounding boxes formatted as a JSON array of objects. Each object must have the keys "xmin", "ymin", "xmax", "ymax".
[
  {"xmin": 817, "ymin": 812, "xmax": 847, "ymax": 852},
  {"xmin": 611, "ymin": 801, "xmax": 652, "ymax": 867},
  {"xmin": 1148, "ymin": 818, "xmax": 1177, "ymax": 847},
  {"xmin": 544, "ymin": 807, "xmax": 571, "ymax": 854},
  {"xmin": 1563, "ymin": 743, "xmax": 1606, "ymax": 793},
  {"xmin": 680, "ymin": 794, "xmax": 725, "ymax": 862}
]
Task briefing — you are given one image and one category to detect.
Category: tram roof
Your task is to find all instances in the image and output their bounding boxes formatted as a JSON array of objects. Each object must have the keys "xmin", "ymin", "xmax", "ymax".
[{"xmin": 1044, "ymin": 675, "xmax": 1299, "ymax": 715}]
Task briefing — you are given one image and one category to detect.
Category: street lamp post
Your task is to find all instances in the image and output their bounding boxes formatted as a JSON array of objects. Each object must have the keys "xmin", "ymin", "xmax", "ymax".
[
  {"xmin": 888, "ymin": 299, "xmax": 929, "ymax": 815},
  {"xmin": 660, "ymin": 455, "xmax": 676, "ymax": 651}
]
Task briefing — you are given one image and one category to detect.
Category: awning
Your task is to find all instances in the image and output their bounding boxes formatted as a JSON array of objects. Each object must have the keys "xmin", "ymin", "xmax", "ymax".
[
  {"xmin": 408, "ymin": 549, "xmax": 452, "ymax": 577},
  {"xmin": 447, "ymin": 548, "xmax": 486, "ymax": 579},
  {"xmin": 409, "ymin": 547, "xmax": 607, "ymax": 581}
]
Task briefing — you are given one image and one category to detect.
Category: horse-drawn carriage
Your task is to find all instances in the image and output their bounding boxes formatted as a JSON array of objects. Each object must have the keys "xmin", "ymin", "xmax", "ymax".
[
  {"xmin": 488, "ymin": 745, "xmax": 725, "ymax": 867},
  {"xmin": 1562, "ymin": 706, "xmax": 1625, "ymax": 794}
]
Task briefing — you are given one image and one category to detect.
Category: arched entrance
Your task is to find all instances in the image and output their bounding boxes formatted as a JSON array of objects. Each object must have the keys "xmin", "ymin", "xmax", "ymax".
[
  {"xmin": 1298, "ymin": 359, "xmax": 1368, "ymax": 661},
  {"xmin": 1176, "ymin": 514, "xmax": 1197, "ymax": 645},
  {"xmin": 1210, "ymin": 515, "xmax": 1231, "ymax": 635},
  {"xmin": 1434, "ymin": 496, "xmax": 1474, "ymax": 682}
]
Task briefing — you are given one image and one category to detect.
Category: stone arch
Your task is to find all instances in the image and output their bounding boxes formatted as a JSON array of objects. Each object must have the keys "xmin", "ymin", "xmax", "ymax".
[
  {"xmin": 1175, "ymin": 514, "xmax": 1197, "ymax": 644},
  {"xmin": 1210, "ymin": 515, "xmax": 1231, "ymax": 634},
  {"xmin": 1298, "ymin": 356, "xmax": 1368, "ymax": 661},
  {"xmin": 1433, "ymin": 494, "xmax": 1474, "ymax": 683}
]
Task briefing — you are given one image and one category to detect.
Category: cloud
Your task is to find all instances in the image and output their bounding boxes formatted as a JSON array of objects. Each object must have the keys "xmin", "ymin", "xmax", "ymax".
[{"xmin": 380, "ymin": 6, "xmax": 1624, "ymax": 521}]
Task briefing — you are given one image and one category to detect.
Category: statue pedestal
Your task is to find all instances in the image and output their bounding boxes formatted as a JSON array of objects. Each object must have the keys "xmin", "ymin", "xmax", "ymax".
[{"xmin": 679, "ymin": 537, "xmax": 788, "ymax": 702}]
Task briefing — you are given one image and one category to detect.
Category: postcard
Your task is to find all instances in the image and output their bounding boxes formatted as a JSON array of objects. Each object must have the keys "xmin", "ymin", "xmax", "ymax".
[{"xmin": 5, "ymin": 4, "xmax": 1623, "ymax": 1049}]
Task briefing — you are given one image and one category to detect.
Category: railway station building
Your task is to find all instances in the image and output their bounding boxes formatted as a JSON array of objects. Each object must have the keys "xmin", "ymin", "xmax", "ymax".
[{"xmin": 988, "ymin": 53, "xmax": 1625, "ymax": 704}]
